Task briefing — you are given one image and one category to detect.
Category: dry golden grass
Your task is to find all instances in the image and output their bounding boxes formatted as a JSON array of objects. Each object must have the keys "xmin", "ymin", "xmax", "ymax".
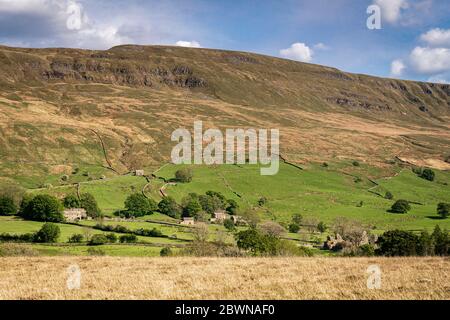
[{"xmin": 0, "ymin": 257, "xmax": 449, "ymax": 300}]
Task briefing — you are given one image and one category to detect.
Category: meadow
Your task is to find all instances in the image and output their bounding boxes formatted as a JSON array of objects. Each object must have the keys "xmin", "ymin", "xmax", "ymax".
[{"xmin": 0, "ymin": 256, "xmax": 448, "ymax": 300}]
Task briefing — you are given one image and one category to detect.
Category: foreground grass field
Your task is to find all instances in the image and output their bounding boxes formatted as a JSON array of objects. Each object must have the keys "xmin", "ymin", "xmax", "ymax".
[{"xmin": 0, "ymin": 257, "xmax": 448, "ymax": 300}]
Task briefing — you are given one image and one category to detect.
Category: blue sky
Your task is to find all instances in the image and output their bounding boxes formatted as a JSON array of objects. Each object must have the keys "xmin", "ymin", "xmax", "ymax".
[{"xmin": 1, "ymin": 0, "xmax": 450, "ymax": 82}]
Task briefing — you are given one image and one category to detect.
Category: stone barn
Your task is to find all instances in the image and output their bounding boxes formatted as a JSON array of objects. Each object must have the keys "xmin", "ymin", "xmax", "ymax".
[
  {"xmin": 64, "ymin": 208, "xmax": 87, "ymax": 221},
  {"xmin": 180, "ymin": 217, "xmax": 195, "ymax": 226}
]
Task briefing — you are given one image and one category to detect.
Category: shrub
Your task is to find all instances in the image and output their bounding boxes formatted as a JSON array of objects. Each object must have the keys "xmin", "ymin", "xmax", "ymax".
[
  {"xmin": 257, "ymin": 197, "xmax": 267, "ymax": 206},
  {"xmin": 160, "ymin": 247, "xmax": 173, "ymax": 257},
  {"xmin": 175, "ymin": 168, "xmax": 193, "ymax": 183},
  {"xmin": 80, "ymin": 193, "xmax": 101, "ymax": 218},
  {"xmin": 224, "ymin": 218, "xmax": 236, "ymax": 231},
  {"xmin": 288, "ymin": 223, "xmax": 300, "ymax": 233},
  {"xmin": 61, "ymin": 174, "xmax": 69, "ymax": 182},
  {"xmin": 419, "ymin": 168, "xmax": 435, "ymax": 181},
  {"xmin": 352, "ymin": 160, "xmax": 360, "ymax": 167},
  {"xmin": 124, "ymin": 193, "xmax": 157, "ymax": 217},
  {"xmin": 390, "ymin": 200, "xmax": 411, "ymax": 214},
  {"xmin": 437, "ymin": 203, "xmax": 450, "ymax": 219},
  {"xmin": 0, "ymin": 196, "xmax": 17, "ymax": 216},
  {"xmin": 276, "ymin": 240, "xmax": 314, "ymax": 257},
  {"xmin": 317, "ymin": 222, "xmax": 327, "ymax": 233},
  {"xmin": 89, "ymin": 234, "xmax": 108, "ymax": 246},
  {"xmin": 106, "ymin": 233, "xmax": 118, "ymax": 243},
  {"xmin": 385, "ymin": 191, "xmax": 394, "ymax": 200},
  {"xmin": 0, "ymin": 232, "xmax": 35, "ymax": 243},
  {"xmin": 357, "ymin": 244, "xmax": 376, "ymax": 257},
  {"xmin": 20, "ymin": 195, "xmax": 64, "ymax": 222},
  {"xmin": 119, "ymin": 234, "xmax": 137, "ymax": 243},
  {"xmin": 158, "ymin": 197, "xmax": 181, "ymax": 218},
  {"xmin": 33, "ymin": 223, "xmax": 61, "ymax": 243},
  {"xmin": 68, "ymin": 234, "xmax": 84, "ymax": 243},
  {"xmin": 226, "ymin": 199, "xmax": 239, "ymax": 215},
  {"xmin": 63, "ymin": 194, "xmax": 80, "ymax": 209},
  {"xmin": 376, "ymin": 230, "xmax": 419, "ymax": 256},
  {"xmin": 322, "ymin": 162, "xmax": 329, "ymax": 167}
]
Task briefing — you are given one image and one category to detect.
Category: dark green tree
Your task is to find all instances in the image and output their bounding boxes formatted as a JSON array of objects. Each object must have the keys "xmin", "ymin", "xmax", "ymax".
[
  {"xmin": 158, "ymin": 197, "xmax": 181, "ymax": 218},
  {"xmin": 432, "ymin": 225, "xmax": 449, "ymax": 256},
  {"xmin": 288, "ymin": 223, "xmax": 300, "ymax": 233},
  {"xmin": 124, "ymin": 193, "xmax": 157, "ymax": 217},
  {"xmin": 235, "ymin": 228, "xmax": 279, "ymax": 256},
  {"xmin": 420, "ymin": 168, "xmax": 435, "ymax": 181},
  {"xmin": 89, "ymin": 234, "xmax": 107, "ymax": 246},
  {"xmin": 33, "ymin": 223, "xmax": 61, "ymax": 243},
  {"xmin": 175, "ymin": 168, "xmax": 193, "ymax": 183},
  {"xmin": 80, "ymin": 193, "xmax": 101, "ymax": 218},
  {"xmin": 20, "ymin": 194, "xmax": 64, "ymax": 222},
  {"xmin": 390, "ymin": 200, "xmax": 411, "ymax": 214},
  {"xmin": 437, "ymin": 203, "xmax": 450, "ymax": 219},
  {"xmin": 376, "ymin": 230, "xmax": 419, "ymax": 256},
  {"xmin": 0, "ymin": 196, "xmax": 17, "ymax": 216},
  {"xmin": 224, "ymin": 218, "xmax": 236, "ymax": 231},
  {"xmin": 226, "ymin": 199, "xmax": 239, "ymax": 215},
  {"xmin": 63, "ymin": 194, "xmax": 81, "ymax": 208},
  {"xmin": 182, "ymin": 199, "xmax": 202, "ymax": 218}
]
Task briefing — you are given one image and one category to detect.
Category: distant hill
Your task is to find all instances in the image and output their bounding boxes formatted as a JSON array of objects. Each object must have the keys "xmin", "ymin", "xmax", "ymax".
[{"xmin": 0, "ymin": 44, "xmax": 449, "ymax": 187}]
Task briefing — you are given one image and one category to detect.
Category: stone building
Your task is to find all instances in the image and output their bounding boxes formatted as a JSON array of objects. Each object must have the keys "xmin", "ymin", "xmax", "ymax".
[{"xmin": 64, "ymin": 208, "xmax": 87, "ymax": 221}]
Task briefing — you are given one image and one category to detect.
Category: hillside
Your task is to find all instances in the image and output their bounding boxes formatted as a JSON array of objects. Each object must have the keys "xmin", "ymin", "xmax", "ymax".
[{"xmin": 0, "ymin": 44, "xmax": 449, "ymax": 187}]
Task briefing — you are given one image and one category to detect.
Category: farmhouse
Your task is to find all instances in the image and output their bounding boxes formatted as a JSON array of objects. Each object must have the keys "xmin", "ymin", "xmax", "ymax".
[
  {"xmin": 210, "ymin": 210, "xmax": 228, "ymax": 223},
  {"xmin": 64, "ymin": 208, "xmax": 87, "ymax": 221},
  {"xmin": 180, "ymin": 217, "xmax": 195, "ymax": 226},
  {"xmin": 134, "ymin": 170, "xmax": 145, "ymax": 176}
]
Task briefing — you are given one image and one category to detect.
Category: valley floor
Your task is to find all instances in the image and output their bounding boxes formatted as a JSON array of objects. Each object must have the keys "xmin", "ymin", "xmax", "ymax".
[{"xmin": 0, "ymin": 256, "xmax": 448, "ymax": 300}]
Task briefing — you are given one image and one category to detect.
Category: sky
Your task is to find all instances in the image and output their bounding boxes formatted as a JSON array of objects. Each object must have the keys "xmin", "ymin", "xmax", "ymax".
[{"xmin": 0, "ymin": 0, "xmax": 450, "ymax": 83}]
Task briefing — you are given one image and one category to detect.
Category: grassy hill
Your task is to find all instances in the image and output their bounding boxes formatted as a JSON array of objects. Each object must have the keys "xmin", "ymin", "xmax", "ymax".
[{"xmin": 0, "ymin": 44, "xmax": 449, "ymax": 188}]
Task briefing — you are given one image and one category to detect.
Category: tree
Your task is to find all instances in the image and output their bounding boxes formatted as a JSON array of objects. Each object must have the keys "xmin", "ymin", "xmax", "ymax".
[
  {"xmin": 417, "ymin": 231, "xmax": 434, "ymax": 256},
  {"xmin": 119, "ymin": 234, "xmax": 137, "ymax": 243},
  {"xmin": 199, "ymin": 194, "xmax": 224, "ymax": 214},
  {"xmin": 175, "ymin": 168, "xmax": 193, "ymax": 183},
  {"xmin": 432, "ymin": 225, "xmax": 449, "ymax": 256},
  {"xmin": 317, "ymin": 222, "xmax": 327, "ymax": 233},
  {"xmin": 63, "ymin": 194, "xmax": 80, "ymax": 209},
  {"xmin": 390, "ymin": 200, "xmax": 411, "ymax": 214},
  {"xmin": 0, "ymin": 196, "xmax": 17, "ymax": 216},
  {"xmin": 376, "ymin": 230, "xmax": 419, "ymax": 256},
  {"xmin": 259, "ymin": 221, "xmax": 285, "ymax": 237},
  {"xmin": 20, "ymin": 195, "xmax": 64, "ymax": 222},
  {"xmin": 235, "ymin": 228, "xmax": 279, "ymax": 256},
  {"xmin": 68, "ymin": 234, "xmax": 84, "ymax": 243},
  {"xmin": 158, "ymin": 197, "xmax": 181, "ymax": 218},
  {"xmin": 288, "ymin": 223, "xmax": 300, "ymax": 233},
  {"xmin": 89, "ymin": 234, "xmax": 107, "ymax": 246},
  {"xmin": 124, "ymin": 193, "xmax": 157, "ymax": 217},
  {"xmin": 226, "ymin": 199, "xmax": 239, "ymax": 215},
  {"xmin": 182, "ymin": 199, "xmax": 202, "ymax": 218},
  {"xmin": 80, "ymin": 193, "xmax": 101, "ymax": 218},
  {"xmin": 420, "ymin": 168, "xmax": 435, "ymax": 181},
  {"xmin": 106, "ymin": 233, "xmax": 118, "ymax": 243},
  {"xmin": 33, "ymin": 223, "xmax": 60, "ymax": 243},
  {"xmin": 384, "ymin": 191, "xmax": 394, "ymax": 200},
  {"xmin": 160, "ymin": 247, "xmax": 173, "ymax": 257},
  {"xmin": 224, "ymin": 218, "xmax": 236, "ymax": 231},
  {"xmin": 437, "ymin": 203, "xmax": 450, "ymax": 219}
]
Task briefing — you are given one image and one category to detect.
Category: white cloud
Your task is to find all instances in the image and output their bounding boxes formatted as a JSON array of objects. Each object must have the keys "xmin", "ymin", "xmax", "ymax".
[
  {"xmin": 410, "ymin": 46, "xmax": 450, "ymax": 74},
  {"xmin": 373, "ymin": 0, "xmax": 409, "ymax": 23},
  {"xmin": 175, "ymin": 40, "xmax": 201, "ymax": 48},
  {"xmin": 427, "ymin": 74, "xmax": 449, "ymax": 84},
  {"xmin": 313, "ymin": 43, "xmax": 329, "ymax": 51},
  {"xmin": 279, "ymin": 43, "xmax": 313, "ymax": 62},
  {"xmin": 390, "ymin": 59, "xmax": 406, "ymax": 76},
  {"xmin": 420, "ymin": 28, "xmax": 450, "ymax": 47}
]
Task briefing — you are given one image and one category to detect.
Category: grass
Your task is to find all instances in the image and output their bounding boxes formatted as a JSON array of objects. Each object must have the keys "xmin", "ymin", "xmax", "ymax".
[{"xmin": 0, "ymin": 256, "xmax": 448, "ymax": 299}]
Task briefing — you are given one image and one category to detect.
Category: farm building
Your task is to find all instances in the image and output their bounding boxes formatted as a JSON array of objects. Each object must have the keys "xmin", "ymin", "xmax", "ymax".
[
  {"xmin": 134, "ymin": 170, "xmax": 145, "ymax": 176},
  {"xmin": 180, "ymin": 217, "xmax": 195, "ymax": 226},
  {"xmin": 210, "ymin": 210, "xmax": 228, "ymax": 223},
  {"xmin": 64, "ymin": 208, "xmax": 87, "ymax": 221}
]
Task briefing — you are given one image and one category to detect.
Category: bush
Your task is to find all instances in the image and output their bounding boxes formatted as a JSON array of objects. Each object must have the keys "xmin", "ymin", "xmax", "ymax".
[
  {"xmin": 357, "ymin": 244, "xmax": 376, "ymax": 257},
  {"xmin": 224, "ymin": 218, "xmax": 236, "ymax": 231},
  {"xmin": 68, "ymin": 234, "xmax": 84, "ymax": 243},
  {"xmin": 106, "ymin": 233, "xmax": 118, "ymax": 243},
  {"xmin": 20, "ymin": 195, "xmax": 64, "ymax": 222},
  {"xmin": 0, "ymin": 232, "xmax": 35, "ymax": 243},
  {"xmin": 80, "ymin": 193, "xmax": 101, "ymax": 218},
  {"xmin": 225, "ymin": 199, "xmax": 239, "ymax": 215},
  {"xmin": 317, "ymin": 222, "xmax": 327, "ymax": 233},
  {"xmin": 376, "ymin": 230, "xmax": 419, "ymax": 256},
  {"xmin": 175, "ymin": 168, "xmax": 193, "ymax": 183},
  {"xmin": 419, "ymin": 168, "xmax": 435, "ymax": 181},
  {"xmin": 437, "ymin": 203, "xmax": 450, "ymax": 219},
  {"xmin": 257, "ymin": 197, "xmax": 267, "ymax": 206},
  {"xmin": 288, "ymin": 223, "xmax": 300, "ymax": 233},
  {"xmin": 276, "ymin": 240, "xmax": 314, "ymax": 257},
  {"xmin": 63, "ymin": 194, "xmax": 80, "ymax": 209},
  {"xmin": 158, "ymin": 197, "xmax": 181, "ymax": 218},
  {"xmin": 384, "ymin": 191, "xmax": 394, "ymax": 200},
  {"xmin": 33, "ymin": 223, "xmax": 61, "ymax": 243},
  {"xmin": 160, "ymin": 247, "xmax": 173, "ymax": 257},
  {"xmin": 390, "ymin": 200, "xmax": 411, "ymax": 214},
  {"xmin": 89, "ymin": 234, "xmax": 108, "ymax": 246},
  {"xmin": 119, "ymin": 234, "xmax": 137, "ymax": 243},
  {"xmin": 124, "ymin": 193, "xmax": 157, "ymax": 217},
  {"xmin": 235, "ymin": 228, "xmax": 279, "ymax": 256},
  {"xmin": 0, "ymin": 196, "xmax": 17, "ymax": 216},
  {"xmin": 352, "ymin": 160, "xmax": 360, "ymax": 167},
  {"xmin": 432, "ymin": 226, "xmax": 449, "ymax": 256}
]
